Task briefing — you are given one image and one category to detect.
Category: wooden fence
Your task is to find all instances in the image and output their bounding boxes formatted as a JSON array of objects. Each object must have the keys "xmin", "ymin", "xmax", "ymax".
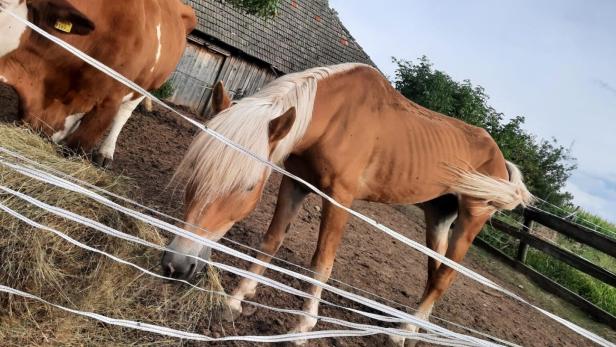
[{"xmin": 474, "ymin": 207, "xmax": 616, "ymax": 329}]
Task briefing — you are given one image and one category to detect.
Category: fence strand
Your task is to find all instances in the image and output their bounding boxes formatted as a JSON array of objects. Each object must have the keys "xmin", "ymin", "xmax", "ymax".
[{"xmin": 0, "ymin": 6, "xmax": 613, "ymax": 346}]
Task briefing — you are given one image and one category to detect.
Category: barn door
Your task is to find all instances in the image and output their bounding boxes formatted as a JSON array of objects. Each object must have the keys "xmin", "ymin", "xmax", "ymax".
[{"xmin": 167, "ymin": 43, "xmax": 225, "ymax": 115}]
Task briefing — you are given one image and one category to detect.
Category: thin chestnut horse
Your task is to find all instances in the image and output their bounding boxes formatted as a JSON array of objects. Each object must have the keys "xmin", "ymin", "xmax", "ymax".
[{"xmin": 162, "ymin": 64, "xmax": 533, "ymax": 345}]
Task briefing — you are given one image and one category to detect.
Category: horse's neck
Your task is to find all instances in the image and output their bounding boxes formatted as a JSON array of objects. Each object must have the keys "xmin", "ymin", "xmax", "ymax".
[{"xmin": 294, "ymin": 66, "xmax": 389, "ymax": 152}]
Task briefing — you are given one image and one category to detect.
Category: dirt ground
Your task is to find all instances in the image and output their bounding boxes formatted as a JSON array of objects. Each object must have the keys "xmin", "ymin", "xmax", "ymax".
[{"xmin": 107, "ymin": 105, "xmax": 609, "ymax": 347}]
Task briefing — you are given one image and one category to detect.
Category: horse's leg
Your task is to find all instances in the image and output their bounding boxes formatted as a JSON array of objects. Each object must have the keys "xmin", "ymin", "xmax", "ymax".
[
  {"xmin": 289, "ymin": 189, "xmax": 353, "ymax": 344},
  {"xmin": 223, "ymin": 176, "xmax": 310, "ymax": 321},
  {"xmin": 390, "ymin": 196, "xmax": 458, "ymax": 346},
  {"xmin": 93, "ymin": 95, "xmax": 145, "ymax": 168},
  {"xmin": 423, "ymin": 195, "xmax": 459, "ymax": 286},
  {"xmin": 395, "ymin": 197, "xmax": 491, "ymax": 346}
]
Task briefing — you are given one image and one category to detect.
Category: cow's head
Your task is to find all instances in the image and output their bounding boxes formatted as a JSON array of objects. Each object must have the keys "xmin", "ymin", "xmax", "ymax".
[
  {"xmin": 0, "ymin": 0, "xmax": 95, "ymax": 123},
  {"xmin": 0, "ymin": 0, "xmax": 95, "ymax": 58}
]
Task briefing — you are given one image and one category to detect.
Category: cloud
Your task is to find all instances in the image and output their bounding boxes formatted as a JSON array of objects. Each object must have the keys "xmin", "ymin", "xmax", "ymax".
[
  {"xmin": 566, "ymin": 171, "xmax": 616, "ymax": 223},
  {"xmin": 594, "ymin": 79, "xmax": 616, "ymax": 96}
]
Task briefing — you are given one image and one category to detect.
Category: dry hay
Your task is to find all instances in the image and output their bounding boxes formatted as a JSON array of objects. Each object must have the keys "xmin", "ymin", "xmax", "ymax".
[{"xmin": 0, "ymin": 124, "xmax": 225, "ymax": 346}]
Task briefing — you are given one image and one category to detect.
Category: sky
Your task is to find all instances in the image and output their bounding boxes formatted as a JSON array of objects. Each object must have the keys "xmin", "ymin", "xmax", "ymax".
[{"xmin": 330, "ymin": 0, "xmax": 616, "ymax": 223}]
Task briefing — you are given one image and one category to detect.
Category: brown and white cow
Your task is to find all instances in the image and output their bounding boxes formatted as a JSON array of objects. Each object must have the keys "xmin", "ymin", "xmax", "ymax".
[{"xmin": 0, "ymin": 0, "xmax": 196, "ymax": 167}]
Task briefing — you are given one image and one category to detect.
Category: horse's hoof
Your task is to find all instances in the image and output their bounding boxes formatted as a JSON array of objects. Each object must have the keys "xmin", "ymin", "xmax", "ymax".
[
  {"xmin": 387, "ymin": 335, "xmax": 406, "ymax": 347},
  {"xmin": 221, "ymin": 300, "xmax": 242, "ymax": 322},
  {"xmin": 92, "ymin": 151, "xmax": 113, "ymax": 169},
  {"xmin": 241, "ymin": 304, "xmax": 258, "ymax": 317},
  {"xmin": 275, "ymin": 339, "xmax": 307, "ymax": 347},
  {"xmin": 279, "ymin": 326, "xmax": 311, "ymax": 346},
  {"xmin": 388, "ymin": 323, "xmax": 419, "ymax": 347}
]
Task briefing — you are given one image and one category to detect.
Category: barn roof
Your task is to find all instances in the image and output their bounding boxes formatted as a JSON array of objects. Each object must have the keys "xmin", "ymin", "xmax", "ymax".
[{"xmin": 187, "ymin": 0, "xmax": 375, "ymax": 73}]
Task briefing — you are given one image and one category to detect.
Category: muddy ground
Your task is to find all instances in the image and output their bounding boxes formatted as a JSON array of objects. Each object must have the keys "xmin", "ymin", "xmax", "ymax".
[{"xmin": 107, "ymin": 105, "xmax": 604, "ymax": 347}]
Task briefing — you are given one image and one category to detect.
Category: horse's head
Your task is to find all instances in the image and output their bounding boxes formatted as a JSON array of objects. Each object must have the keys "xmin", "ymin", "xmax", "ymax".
[{"xmin": 161, "ymin": 81, "xmax": 297, "ymax": 281}]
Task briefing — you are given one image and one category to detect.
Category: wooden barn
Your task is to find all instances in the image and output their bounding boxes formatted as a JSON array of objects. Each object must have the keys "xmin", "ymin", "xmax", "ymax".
[{"xmin": 166, "ymin": 0, "xmax": 375, "ymax": 116}]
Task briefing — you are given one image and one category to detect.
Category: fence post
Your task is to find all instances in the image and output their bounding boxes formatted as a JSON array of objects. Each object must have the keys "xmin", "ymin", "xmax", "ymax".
[{"xmin": 516, "ymin": 210, "xmax": 534, "ymax": 263}]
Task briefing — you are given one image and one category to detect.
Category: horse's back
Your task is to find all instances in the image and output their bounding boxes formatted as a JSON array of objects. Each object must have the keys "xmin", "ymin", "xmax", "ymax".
[{"xmin": 312, "ymin": 67, "xmax": 507, "ymax": 203}]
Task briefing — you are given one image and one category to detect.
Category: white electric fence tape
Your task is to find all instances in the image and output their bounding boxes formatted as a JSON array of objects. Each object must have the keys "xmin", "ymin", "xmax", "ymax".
[
  {"xmin": 0, "ymin": 160, "xmax": 500, "ymax": 347},
  {"xmin": 0, "ymin": 200, "xmax": 487, "ymax": 347},
  {"xmin": 0, "ymin": 147, "xmax": 521, "ymax": 347},
  {"xmin": 0, "ymin": 286, "xmax": 380, "ymax": 343},
  {"xmin": 1, "ymin": 6, "xmax": 614, "ymax": 347}
]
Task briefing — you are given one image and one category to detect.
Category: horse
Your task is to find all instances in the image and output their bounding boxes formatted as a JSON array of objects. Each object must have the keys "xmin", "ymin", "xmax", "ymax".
[
  {"xmin": 161, "ymin": 64, "xmax": 533, "ymax": 345},
  {"xmin": 0, "ymin": 0, "xmax": 196, "ymax": 167}
]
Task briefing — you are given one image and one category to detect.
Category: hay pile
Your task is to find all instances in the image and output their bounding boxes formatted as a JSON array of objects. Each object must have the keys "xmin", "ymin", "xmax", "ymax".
[{"xmin": 0, "ymin": 124, "xmax": 224, "ymax": 346}]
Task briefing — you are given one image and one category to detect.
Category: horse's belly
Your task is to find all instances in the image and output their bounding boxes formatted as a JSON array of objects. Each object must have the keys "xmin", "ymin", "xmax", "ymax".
[{"xmin": 357, "ymin": 175, "xmax": 449, "ymax": 205}]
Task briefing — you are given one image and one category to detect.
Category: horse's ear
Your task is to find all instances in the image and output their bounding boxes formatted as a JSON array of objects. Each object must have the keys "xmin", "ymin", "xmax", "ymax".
[
  {"xmin": 269, "ymin": 107, "xmax": 296, "ymax": 144},
  {"xmin": 211, "ymin": 81, "xmax": 232, "ymax": 114}
]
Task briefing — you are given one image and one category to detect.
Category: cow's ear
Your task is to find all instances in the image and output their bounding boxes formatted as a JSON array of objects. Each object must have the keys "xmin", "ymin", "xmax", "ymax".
[{"xmin": 28, "ymin": 0, "xmax": 95, "ymax": 36}]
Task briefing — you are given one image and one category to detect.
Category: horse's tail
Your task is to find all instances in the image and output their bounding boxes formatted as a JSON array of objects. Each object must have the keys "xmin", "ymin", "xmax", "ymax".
[{"xmin": 447, "ymin": 161, "xmax": 534, "ymax": 211}]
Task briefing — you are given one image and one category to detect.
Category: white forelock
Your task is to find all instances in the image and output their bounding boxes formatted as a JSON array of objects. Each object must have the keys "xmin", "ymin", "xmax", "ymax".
[{"xmin": 176, "ymin": 63, "xmax": 369, "ymax": 205}]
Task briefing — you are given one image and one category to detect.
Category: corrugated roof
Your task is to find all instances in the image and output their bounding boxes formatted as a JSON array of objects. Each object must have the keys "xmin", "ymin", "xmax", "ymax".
[{"xmin": 187, "ymin": 0, "xmax": 375, "ymax": 73}]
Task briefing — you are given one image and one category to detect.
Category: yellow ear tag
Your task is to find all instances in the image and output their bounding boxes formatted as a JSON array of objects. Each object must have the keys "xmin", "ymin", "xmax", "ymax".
[{"xmin": 54, "ymin": 20, "xmax": 73, "ymax": 33}]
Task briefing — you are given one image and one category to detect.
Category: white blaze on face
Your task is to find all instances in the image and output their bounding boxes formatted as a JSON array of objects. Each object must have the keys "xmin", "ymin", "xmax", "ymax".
[
  {"xmin": 168, "ymin": 234, "xmax": 205, "ymax": 260},
  {"xmin": 51, "ymin": 113, "xmax": 85, "ymax": 143},
  {"xmin": 150, "ymin": 24, "xmax": 162, "ymax": 73},
  {"xmin": 0, "ymin": 0, "xmax": 28, "ymax": 58}
]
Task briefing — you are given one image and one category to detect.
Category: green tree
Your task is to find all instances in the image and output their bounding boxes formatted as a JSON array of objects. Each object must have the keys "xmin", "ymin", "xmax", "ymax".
[
  {"xmin": 226, "ymin": 0, "xmax": 281, "ymax": 17},
  {"xmin": 393, "ymin": 56, "xmax": 576, "ymax": 206}
]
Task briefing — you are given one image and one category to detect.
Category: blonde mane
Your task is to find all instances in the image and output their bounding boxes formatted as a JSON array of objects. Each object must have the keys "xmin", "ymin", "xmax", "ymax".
[{"xmin": 176, "ymin": 63, "xmax": 368, "ymax": 205}]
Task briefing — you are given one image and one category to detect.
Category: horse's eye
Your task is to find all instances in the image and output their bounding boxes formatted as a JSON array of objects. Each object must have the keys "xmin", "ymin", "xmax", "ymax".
[{"xmin": 247, "ymin": 185, "xmax": 256, "ymax": 192}]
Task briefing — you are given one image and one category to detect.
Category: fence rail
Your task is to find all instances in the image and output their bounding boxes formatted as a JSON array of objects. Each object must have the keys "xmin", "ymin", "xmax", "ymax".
[{"xmin": 475, "ymin": 207, "xmax": 616, "ymax": 329}]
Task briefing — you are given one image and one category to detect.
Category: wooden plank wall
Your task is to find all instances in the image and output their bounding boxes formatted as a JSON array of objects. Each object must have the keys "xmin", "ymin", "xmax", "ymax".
[
  {"xmin": 167, "ymin": 43, "xmax": 226, "ymax": 115},
  {"xmin": 168, "ymin": 41, "xmax": 276, "ymax": 118}
]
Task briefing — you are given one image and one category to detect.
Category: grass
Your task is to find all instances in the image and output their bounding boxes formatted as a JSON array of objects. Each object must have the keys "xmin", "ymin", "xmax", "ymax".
[
  {"xmin": 539, "ymin": 201, "xmax": 616, "ymax": 239},
  {"xmin": 0, "ymin": 124, "xmax": 224, "ymax": 346},
  {"xmin": 526, "ymin": 248, "xmax": 616, "ymax": 315},
  {"xmin": 478, "ymin": 208, "xmax": 616, "ymax": 317},
  {"xmin": 468, "ymin": 245, "xmax": 616, "ymax": 342}
]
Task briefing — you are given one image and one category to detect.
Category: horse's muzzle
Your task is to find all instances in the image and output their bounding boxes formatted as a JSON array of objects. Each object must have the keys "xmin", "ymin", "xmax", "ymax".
[
  {"xmin": 160, "ymin": 248, "xmax": 211, "ymax": 281},
  {"xmin": 0, "ymin": 81, "xmax": 20, "ymax": 123}
]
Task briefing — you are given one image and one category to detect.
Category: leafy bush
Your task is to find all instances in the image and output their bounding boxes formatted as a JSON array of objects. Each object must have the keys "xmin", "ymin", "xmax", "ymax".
[
  {"xmin": 226, "ymin": 0, "xmax": 281, "ymax": 17},
  {"xmin": 151, "ymin": 80, "xmax": 175, "ymax": 100}
]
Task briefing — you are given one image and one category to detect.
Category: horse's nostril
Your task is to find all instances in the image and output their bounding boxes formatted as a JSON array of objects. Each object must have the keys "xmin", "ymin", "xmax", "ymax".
[{"xmin": 162, "ymin": 262, "xmax": 176, "ymax": 278}]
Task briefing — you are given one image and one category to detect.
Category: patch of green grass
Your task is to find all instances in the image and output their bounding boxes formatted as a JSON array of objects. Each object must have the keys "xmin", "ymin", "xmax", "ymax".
[
  {"xmin": 539, "ymin": 203, "xmax": 616, "ymax": 239},
  {"xmin": 572, "ymin": 209, "xmax": 616, "ymax": 238},
  {"xmin": 468, "ymin": 246, "xmax": 616, "ymax": 341},
  {"xmin": 526, "ymin": 248, "xmax": 616, "ymax": 315},
  {"xmin": 478, "ymin": 210, "xmax": 616, "ymax": 317}
]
